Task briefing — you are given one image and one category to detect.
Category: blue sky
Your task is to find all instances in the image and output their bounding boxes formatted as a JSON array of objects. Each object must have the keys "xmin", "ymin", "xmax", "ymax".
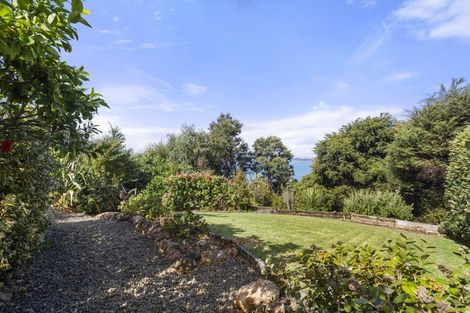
[{"xmin": 66, "ymin": 0, "xmax": 470, "ymax": 157}]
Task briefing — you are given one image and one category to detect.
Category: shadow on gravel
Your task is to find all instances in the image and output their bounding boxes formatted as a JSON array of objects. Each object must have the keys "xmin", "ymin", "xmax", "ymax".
[{"xmin": 0, "ymin": 215, "xmax": 258, "ymax": 313}]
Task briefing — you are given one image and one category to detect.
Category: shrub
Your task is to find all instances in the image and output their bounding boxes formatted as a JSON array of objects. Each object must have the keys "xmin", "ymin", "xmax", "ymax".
[
  {"xmin": 343, "ymin": 189, "xmax": 413, "ymax": 220},
  {"xmin": 249, "ymin": 176, "xmax": 275, "ymax": 207},
  {"xmin": 268, "ymin": 235, "xmax": 470, "ymax": 312},
  {"xmin": 162, "ymin": 173, "xmax": 252, "ymax": 211},
  {"xmin": 161, "ymin": 211, "xmax": 208, "ymax": 240},
  {"xmin": 295, "ymin": 185, "xmax": 334, "ymax": 211},
  {"xmin": 0, "ymin": 140, "xmax": 55, "ymax": 287},
  {"xmin": 441, "ymin": 126, "xmax": 470, "ymax": 245},
  {"xmin": 119, "ymin": 176, "xmax": 169, "ymax": 219}
]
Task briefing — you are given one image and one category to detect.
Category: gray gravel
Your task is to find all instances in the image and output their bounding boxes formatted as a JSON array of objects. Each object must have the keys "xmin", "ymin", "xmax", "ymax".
[{"xmin": 0, "ymin": 214, "xmax": 258, "ymax": 313}]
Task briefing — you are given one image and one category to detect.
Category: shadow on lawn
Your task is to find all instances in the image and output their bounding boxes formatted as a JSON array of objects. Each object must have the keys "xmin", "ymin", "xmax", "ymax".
[{"xmin": 208, "ymin": 222, "xmax": 302, "ymax": 264}]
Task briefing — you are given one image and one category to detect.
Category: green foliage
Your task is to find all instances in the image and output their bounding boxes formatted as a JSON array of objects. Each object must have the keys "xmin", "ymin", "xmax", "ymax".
[
  {"xmin": 0, "ymin": 139, "xmax": 56, "ymax": 287},
  {"xmin": 161, "ymin": 211, "xmax": 208, "ymax": 240},
  {"xmin": 294, "ymin": 185, "xmax": 334, "ymax": 211},
  {"xmin": 162, "ymin": 172, "xmax": 252, "ymax": 211},
  {"xmin": 55, "ymin": 128, "xmax": 141, "ymax": 214},
  {"xmin": 253, "ymin": 136, "xmax": 293, "ymax": 192},
  {"xmin": 312, "ymin": 114, "xmax": 395, "ymax": 190},
  {"xmin": 0, "ymin": 0, "xmax": 106, "ymax": 151},
  {"xmin": 441, "ymin": 125, "xmax": 470, "ymax": 245},
  {"xmin": 388, "ymin": 79, "xmax": 470, "ymax": 216},
  {"xmin": 120, "ymin": 157, "xmax": 173, "ymax": 219},
  {"xmin": 206, "ymin": 113, "xmax": 252, "ymax": 177},
  {"xmin": 343, "ymin": 190, "xmax": 413, "ymax": 220},
  {"xmin": 166, "ymin": 125, "xmax": 208, "ymax": 170},
  {"xmin": 268, "ymin": 235, "xmax": 469, "ymax": 312},
  {"xmin": 249, "ymin": 176, "xmax": 275, "ymax": 207}
]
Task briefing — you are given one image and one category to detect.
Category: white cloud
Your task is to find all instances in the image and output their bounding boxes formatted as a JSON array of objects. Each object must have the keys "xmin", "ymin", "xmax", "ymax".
[
  {"xmin": 121, "ymin": 126, "xmax": 177, "ymax": 151},
  {"xmin": 384, "ymin": 71, "xmax": 418, "ymax": 82},
  {"xmin": 99, "ymin": 83, "xmax": 204, "ymax": 112},
  {"xmin": 243, "ymin": 102, "xmax": 404, "ymax": 157},
  {"xmin": 395, "ymin": 0, "xmax": 470, "ymax": 40},
  {"xmin": 349, "ymin": 21, "xmax": 393, "ymax": 64},
  {"xmin": 99, "ymin": 29, "xmax": 113, "ymax": 34},
  {"xmin": 154, "ymin": 11, "xmax": 163, "ymax": 20},
  {"xmin": 113, "ymin": 16, "xmax": 120, "ymax": 23},
  {"xmin": 182, "ymin": 83, "xmax": 208, "ymax": 96}
]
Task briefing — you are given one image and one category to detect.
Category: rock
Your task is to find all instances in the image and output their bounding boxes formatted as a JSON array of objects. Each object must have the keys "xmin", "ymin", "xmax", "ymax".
[
  {"xmin": 155, "ymin": 239, "xmax": 180, "ymax": 254},
  {"xmin": 154, "ymin": 230, "xmax": 170, "ymax": 242},
  {"xmin": 165, "ymin": 257, "xmax": 197, "ymax": 275},
  {"xmin": 233, "ymin": 279, "xmax": 280, "ymax": 312},
  {"xmin": 166, "ymin": 249, "xmax": 183, "ymax": 263},
  {"xmin": 131, "ymin": 215, "xmax": 145, "ymax": 228},
  {"xmin": 201, "ymin": 249, "xmax": 230, "ymax": 266},
  {"xmin": 142, "ymin": 224, "xmax": 162, "ymax": 239},
  {"xmin": 0, "ymin": 290, "xmax": 13, "ymax": 302},
  {"xmin": 96, "ymin": 212, "xmax": 119, "ymax": 220}
]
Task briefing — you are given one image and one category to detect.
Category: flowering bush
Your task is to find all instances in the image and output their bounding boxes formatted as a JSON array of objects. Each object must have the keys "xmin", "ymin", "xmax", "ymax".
[
  {"xmin": 268, "ymin": 234, "xmax": 469, "ymax": 312},
  {"xmin": 161, "ymin": 211, "xmax": 208, "ymax": 240}
]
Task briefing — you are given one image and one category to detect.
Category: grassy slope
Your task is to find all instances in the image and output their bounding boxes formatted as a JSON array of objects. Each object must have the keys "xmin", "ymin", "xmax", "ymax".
[{"xmin": 200, "ymin": 212, "xmax": 464, "ymax": 275}]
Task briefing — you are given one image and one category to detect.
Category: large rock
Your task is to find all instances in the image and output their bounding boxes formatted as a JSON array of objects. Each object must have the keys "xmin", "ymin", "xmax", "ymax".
[
  {"xmin": 142, "ymin": 223, "xmax": 163, "ymax": 239},
  {"xmin": 200, "ymin": 248, "xmax": 230, "ymax": 266},
  {"xmin": 96, "ymin": 212, "xmax": 129, "ymax": 221},
  {"xmin": 233, "ymin": 279, "xmax": 280, "ymax": 312}
]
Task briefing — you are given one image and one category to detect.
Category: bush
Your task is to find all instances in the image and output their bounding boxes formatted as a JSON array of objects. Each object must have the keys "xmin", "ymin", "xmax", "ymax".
[
  {"xmin": 268, "ymin": 235, "xmax": 469, "ymax": 312},
  {"xmin": 343, "ymin": 190, "xmax": 413, "ymax": 220},
  {"xmin": 295, "ymin": 185, "xmax": 334, "ymax": 211},
  {"xmin": 161, "ymin": 211, "xmax": 208, "ymax": 240},
  {"xmin": 249, "ymin": 176, "xmax": 275, "ymax": 207},
  {"xmin": 0, "ymin": 140, "xmax": 55, "ymax": 287},
  {"xmin": 442, "ymin": 126, "xmax": 470, "ymax": 245},
  {"xmin": 162, "ymin": 173, "xmax": 252, "ymax": 211}
]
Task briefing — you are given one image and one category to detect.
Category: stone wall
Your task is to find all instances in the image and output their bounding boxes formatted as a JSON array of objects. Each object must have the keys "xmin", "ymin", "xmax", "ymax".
[{"xmin": 255, "ymin": 208, "xmax": 440, "ymax": 235}]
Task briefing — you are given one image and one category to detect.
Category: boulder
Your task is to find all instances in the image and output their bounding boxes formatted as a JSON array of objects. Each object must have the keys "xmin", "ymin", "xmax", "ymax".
[
  {"xmin": 200, "ymin": 248, "xmax": 230, "ymax": 266},
  {"xmin": 233, "ymin": 279, "xmax": 280, "ymax": 312},
  {"xmin": 96, "ymin": 212, "xmax": 119, "ymax": 221}
]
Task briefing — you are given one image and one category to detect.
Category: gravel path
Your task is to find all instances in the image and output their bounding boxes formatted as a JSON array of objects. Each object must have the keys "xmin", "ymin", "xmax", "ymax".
[{"xmin": 0, "ymin": 214, "xmax": 258, "ymax": 313}]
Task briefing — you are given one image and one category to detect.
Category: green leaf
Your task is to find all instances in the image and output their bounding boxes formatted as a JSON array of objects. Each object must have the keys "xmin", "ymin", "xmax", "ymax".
[
  {"xmin": 0, "ymin": 4, "xmax": 10, "ymax": 16},
  {"xmin": 393, "ymin": 293, "xmax": 408, "ymax": 304},
  {"xmin": 71, "ymin": 0, "xmax": 83, "ymax": 14}
]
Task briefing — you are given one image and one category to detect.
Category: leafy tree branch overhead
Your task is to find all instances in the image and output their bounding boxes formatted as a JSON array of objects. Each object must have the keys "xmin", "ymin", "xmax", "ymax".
[{"xmin": 0, "ymin": 0, "xmax": 106, "ymax": 152}]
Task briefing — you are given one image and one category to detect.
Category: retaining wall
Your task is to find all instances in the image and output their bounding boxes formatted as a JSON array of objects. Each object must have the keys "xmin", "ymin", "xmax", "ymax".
[{"xmin": 255, "ymin": 208, "xmax": 440, "ymax": 235}]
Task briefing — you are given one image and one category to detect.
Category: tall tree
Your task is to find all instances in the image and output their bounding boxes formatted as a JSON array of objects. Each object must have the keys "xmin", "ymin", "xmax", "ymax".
[
  {"xmin": 166, "ymin": 124, "xmax": 208, "ymax": 170},
  {"xmin": 253, "ymin": 136, "xmax": 293, "ymax": 191},
  {"xmin": 312, "ymin": 113, "xmax": 396, "ymax": 190},
  {"xmin": 388, "ymin": 79, "xmax": 470, "ymax": 218},
  {"xmin": 207, "ymin": 113, "xmax": 251, "ymax": 177}
]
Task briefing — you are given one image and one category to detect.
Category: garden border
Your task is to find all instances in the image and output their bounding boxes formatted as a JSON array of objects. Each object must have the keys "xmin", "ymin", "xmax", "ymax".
[
  {"xmin": 255, "ymin": 207, "xmax": 440, "ymax": 235},
  {"xmin": 207, "ymin": 232, "xmax": 267, "ymax": 275}
]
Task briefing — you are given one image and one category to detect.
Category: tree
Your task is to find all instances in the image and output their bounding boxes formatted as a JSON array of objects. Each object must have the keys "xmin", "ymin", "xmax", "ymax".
[
  {"xmin": 0, "ymin": 0, "xmax": 106, "ymax": 152},
  {"xmin": 388, "ymin": 79, "xmax": 470, "ymax": 218},
  {"xmin": 207, "ymin": 113, "xmax": 251, "ymax": 177},
  {"xmin": 441, "ymin": 125, "xmax": 470, "ymax": 245},
  {"xmin": 253, "ymin": 136, "xmax": 293, "ymax": 191},
  {"xmin": 312, "ymin": 113, "xmax": 396, "ymax": 190},
  {"xmin": 166, "ymin": 124, "xmax": 208, "ymax": 170}
]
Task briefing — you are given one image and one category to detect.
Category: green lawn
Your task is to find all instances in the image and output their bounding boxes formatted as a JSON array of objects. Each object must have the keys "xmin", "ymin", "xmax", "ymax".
[{"xmin": 200, "ymin": 212, "xmax": 464, "ymax": 276}]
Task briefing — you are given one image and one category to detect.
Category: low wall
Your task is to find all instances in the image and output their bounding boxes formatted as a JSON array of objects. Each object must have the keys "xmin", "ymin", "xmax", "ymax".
[{"xmin": 255, "ymin": 207, "xmax": 440, "ymax": 235}]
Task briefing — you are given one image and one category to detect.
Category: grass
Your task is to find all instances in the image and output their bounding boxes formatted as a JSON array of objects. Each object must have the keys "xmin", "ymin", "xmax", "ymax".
[{"xmin": 200, "ymin": 212, "xmax": 465, "ymax": 276}]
